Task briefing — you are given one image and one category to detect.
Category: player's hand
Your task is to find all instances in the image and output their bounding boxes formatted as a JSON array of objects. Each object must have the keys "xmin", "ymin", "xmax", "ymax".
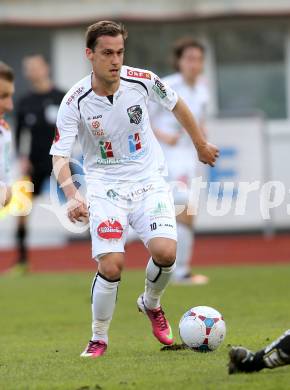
[
  {"xmin": 67, "ymin": 193, "xmax": 89, "ymax": 223},
  {"xmin": 196, "ymin": 142, "xmax": 219, "ymax": 167}
]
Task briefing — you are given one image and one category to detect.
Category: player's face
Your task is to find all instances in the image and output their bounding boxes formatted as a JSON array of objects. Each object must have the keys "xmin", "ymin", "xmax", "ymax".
[
  {"xmin": 86, "ymin": 34, "xmax": 125, "ymax": 84},
  {"xmin": 0, "ymin": 79, "xmax": 14, "ymax": 117},
  {"xmin": 23, "ymin": 56, "xmax": 50, "ymax": 84},
  {"xmin": 178, "ymin": 47, "xmax": 204, "ymax": 83}
]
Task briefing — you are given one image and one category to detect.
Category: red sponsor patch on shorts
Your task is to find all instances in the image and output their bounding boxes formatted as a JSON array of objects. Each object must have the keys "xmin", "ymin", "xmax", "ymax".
[
  {"xmin": 127, "ymin": 69, "xmax": 151, "ymax": 80},
  {"xmin": 97, "ymin": 219, "xmax": 123, "ymax": 239}
]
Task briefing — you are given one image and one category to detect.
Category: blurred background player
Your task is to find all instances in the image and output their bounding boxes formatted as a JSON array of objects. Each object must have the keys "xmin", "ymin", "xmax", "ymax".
[
  {"xmin": 14, "ymin": 55, "xmax": 65, "ymax": 268},
  {"xmin": 151, "ymin": 38, "xmax": 209, "ymax": 285},
  {"xmin": 229, "ymin": 330, "xmax": 290, "ymax": 374},
  {"xmin": 0, "ymin": 62, "xmax": 14, "ymax": 210}
]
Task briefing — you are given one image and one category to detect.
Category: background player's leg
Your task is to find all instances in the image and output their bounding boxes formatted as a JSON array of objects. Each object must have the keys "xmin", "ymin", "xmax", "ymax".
[
  {"xmin": 174, "ymin": 210, "xmax": 208, "ymax": 285},
  {"xmin": 14, "ymin": 172, "xmax": 43, "ymax": 270},
  {"xmin": 91, "ymin": 252, "xmax": 124, "ymax": 343},
  {"xmin": 16, "ymin": 215, "xmax": 28, "ymax": 264},
  {"xmin": 174, "ymin": 211, "xmax": 194, "ymax": 279}
]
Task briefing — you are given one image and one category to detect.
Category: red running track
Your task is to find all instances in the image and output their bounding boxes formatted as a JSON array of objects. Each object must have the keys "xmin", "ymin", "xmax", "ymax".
[{"xmin": 0, "ymin": 234, "xmax": 290, "ymax": 273}]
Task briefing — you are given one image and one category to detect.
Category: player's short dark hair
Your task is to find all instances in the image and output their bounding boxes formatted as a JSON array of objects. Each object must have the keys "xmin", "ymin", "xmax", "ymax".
[
  {"xmin": 86, "ymin": 20, "xmax": 128, "ymax": 51},
  {"xmin": 0, "ymin": 61, "xmax": 14, "ymax": 82},
  {"xmin": 172, "ymin": 37, "xmax": 205, "ymax": 70}
]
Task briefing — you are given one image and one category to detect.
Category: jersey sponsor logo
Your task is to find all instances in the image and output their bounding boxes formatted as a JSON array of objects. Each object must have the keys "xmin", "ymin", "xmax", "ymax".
[
  {"xmin": 54, "ymin": 127, "xmax": 60, "ymax": 143},
  {"xmin": 92, "ymin": 128, "xmax": 105, "ymax": 137},
  {"xmin": 87, "ymin": 115, "xmax": 102, "ymax": 120},
  {"xmin": 66, "ymin": 86, "xmax": 85, "ymax": 105},
  {"xmin": 127, "ymin": 69, "xmax": 151, "ymax": 80},
  {"xmin": 96, "ymin": 147, "xmax": 146, "ymax": 165},
  {"xmin": 127, "ymin": 105, "xmax": 142, "ymax": 125},
  {"xmin": 91, "ymin": 120, "xmax": 100, "ymax": 129},
  {"xmin": 106, "ymin": 189, "xmax": 120, "ymax": 201},
  {"xmin": 97, "ymin": 218, "xmax": 123, "ymax": 239},
  {"xmin": 129, "ymin": 183, "xmax": 153, "ymax": 198},
  {"xmin": 128, "ymin": 133, "xmax": 142, "ymax": 153},
  {"xmin": 153, "ymin": 78, "xmax": 167, "ymax": 99},
  {"xmin": 106, "ymin": 183, "xmax": 154, "ymax": 202},
  {"xmin": 99, "ymin": 140, "xmax": 114, "ymax": 158},
  {"xmin": 150, "ymin": 201, "xmax": 172, "ymax": 220}
]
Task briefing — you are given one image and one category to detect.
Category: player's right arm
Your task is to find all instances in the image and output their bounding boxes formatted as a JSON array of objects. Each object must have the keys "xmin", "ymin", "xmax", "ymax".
[
  {"xmin": 50, "ymin": 88, "xmax": 88, "ymax": 223},
  {"xmin": 52, "ymin": 155, "xmax": 88, "ymax": 223}
]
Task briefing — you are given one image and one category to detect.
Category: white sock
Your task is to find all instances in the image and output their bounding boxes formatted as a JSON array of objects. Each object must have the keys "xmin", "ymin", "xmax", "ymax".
[
  {"xmin": 91, "ymin": 273, "xmax": 120, "ymax": 343},
  {"xmin": 174, "ymin": 222, "xmax": 194, "ymax": 279},
  {"xmin": 144, "ymin": 257, "xmax": 175, "ymax": 309}
]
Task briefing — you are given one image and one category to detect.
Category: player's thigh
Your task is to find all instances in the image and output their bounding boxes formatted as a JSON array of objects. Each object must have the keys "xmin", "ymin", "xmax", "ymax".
[
  {"xmin": 88, "ymin": 197, "xmax": 129, "ymax": 261},
  {"xmin": 130, "ymin": 187, "xmax": 177, "ymax": 248}
]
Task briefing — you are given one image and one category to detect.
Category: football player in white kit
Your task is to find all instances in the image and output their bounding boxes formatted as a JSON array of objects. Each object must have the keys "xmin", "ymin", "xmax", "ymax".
[
  {"xmin": 0, "ymin": 62, "xmax": 14, "ymax": 209},
  {"xmin": 50, "ymin": 21, "xmax": 219, "ymax": 358},
  {"xmin": 151, "ymin": 38, "xmax": 210, "ymax": 285}
]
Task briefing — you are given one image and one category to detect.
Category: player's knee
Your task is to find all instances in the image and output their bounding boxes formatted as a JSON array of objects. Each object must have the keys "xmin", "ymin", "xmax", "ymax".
[
  {"xmin": 98, "ymin": 253, "xmax": 124, "ymax": 281},
  {"xmin": 152, "ymin": 241, "xmax": 176, "ymax": 266}
]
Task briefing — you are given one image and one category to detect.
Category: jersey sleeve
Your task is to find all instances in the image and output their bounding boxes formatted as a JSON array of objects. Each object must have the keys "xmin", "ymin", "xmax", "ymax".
[
  {"xmin": 49, "ymin": 96, "xmax": 79, "ymax": 157},
  {"xmin": 0, "ymin": 128, "xmax": 12, "ymax": 186},
  {"xmin": 148, "ymin": 72, "xmax": 178, "ymax": 111}
]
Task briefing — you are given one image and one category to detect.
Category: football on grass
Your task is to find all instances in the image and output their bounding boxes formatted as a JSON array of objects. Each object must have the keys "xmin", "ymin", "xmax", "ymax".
[{"xmin": 179, "ymin": 306, "xmax": 226, "ymax": 351}]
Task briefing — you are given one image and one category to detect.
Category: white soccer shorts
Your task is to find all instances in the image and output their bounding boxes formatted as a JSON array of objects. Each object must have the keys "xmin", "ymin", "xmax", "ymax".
[{"xmin": 87, "ymin": 178, "xmax": 177, "ymax": 260}]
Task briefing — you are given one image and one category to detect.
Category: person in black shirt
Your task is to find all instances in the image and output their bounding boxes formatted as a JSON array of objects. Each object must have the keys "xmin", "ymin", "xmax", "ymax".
[{"xmin": 15, "ymin": 55, "xmax": 64, "ymax": 269}]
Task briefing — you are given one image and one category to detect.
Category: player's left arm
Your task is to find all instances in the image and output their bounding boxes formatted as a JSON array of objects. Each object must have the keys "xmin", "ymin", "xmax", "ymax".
[
  {"xmin": 172, "ymin": 97, "xmax": 219, "ymax": 167},
  {"xmin": 146, "ymin": 71, "xmax": 218, "ymax": 166}
]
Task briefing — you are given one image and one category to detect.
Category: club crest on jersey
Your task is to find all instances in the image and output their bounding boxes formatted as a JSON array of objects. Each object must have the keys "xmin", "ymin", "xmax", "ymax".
[
  {"xmin": 127, "ymin": 105, "xmax": 142, "ymax": 125},
  {"xmin": 127, "ymin": 69, "xmax": 151, "ymax": 79},
  {"xmin": 128, "ymin": 133, "xmax": 142, "ymax": 153},
  {"xmin": 99, "ymin": 140, "xmax": 114, "ymax": 158},
  {"xmin": 97, "ymin": 218, "xmax": 123, "ymax": 240}
]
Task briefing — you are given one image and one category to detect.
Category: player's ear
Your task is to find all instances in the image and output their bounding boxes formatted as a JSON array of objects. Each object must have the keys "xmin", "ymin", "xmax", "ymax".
[{"xmin": 85, "ymin": 48, "xmax": 94, "ymax": 60}]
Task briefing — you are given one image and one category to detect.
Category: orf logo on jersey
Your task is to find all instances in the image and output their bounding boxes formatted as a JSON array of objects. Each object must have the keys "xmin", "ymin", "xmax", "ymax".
[
  {"xmin": 128, "ymin": 133, "xmax": 142, "ymax": 153},
  {"xmin": 99, "ymin": 140, "xmax": 114, "ymax": 158},
  {"xmin": 127, "ymin": 105, "xmax": 142, "ymax": 125},
  {"xmin": 127, "ymin": 69, "xmax": 151, "ymax": 80},
  {"xmin": 97, "ymin": 218, "xmax": 123, "ymax": 239}
]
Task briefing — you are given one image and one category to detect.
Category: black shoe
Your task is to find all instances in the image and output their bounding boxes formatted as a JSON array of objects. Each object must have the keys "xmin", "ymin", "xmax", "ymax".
[{"xmin": 228, "ymin": 347, "xmax": 256, "ymax": 374}]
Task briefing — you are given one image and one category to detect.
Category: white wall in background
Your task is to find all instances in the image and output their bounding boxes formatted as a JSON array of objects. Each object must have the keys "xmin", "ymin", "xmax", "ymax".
[{"xmin": 52, "ymin": 29, "xmax": 90, "ymax": 92}]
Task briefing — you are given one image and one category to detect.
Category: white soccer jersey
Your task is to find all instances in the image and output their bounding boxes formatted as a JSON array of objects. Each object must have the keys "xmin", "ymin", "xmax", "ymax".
[
  {"xmin": 0, "ymin": 118, "xmax": 12, "ymax": 185},
  {"xmin": 50, "ymin": 66, "xmax": 178, "ymax": 190}
]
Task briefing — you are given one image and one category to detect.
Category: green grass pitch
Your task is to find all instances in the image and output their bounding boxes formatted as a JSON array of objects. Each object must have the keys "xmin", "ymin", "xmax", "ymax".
[{"xmin": 1, "ymin": 265, "xmax": 290, "ymax": 390}]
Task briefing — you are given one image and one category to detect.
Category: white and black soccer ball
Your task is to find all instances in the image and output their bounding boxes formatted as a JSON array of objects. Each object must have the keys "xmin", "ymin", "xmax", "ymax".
[{"xmin": 179, "ymin": 306, "xmax": 226, "ymax": 351}]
